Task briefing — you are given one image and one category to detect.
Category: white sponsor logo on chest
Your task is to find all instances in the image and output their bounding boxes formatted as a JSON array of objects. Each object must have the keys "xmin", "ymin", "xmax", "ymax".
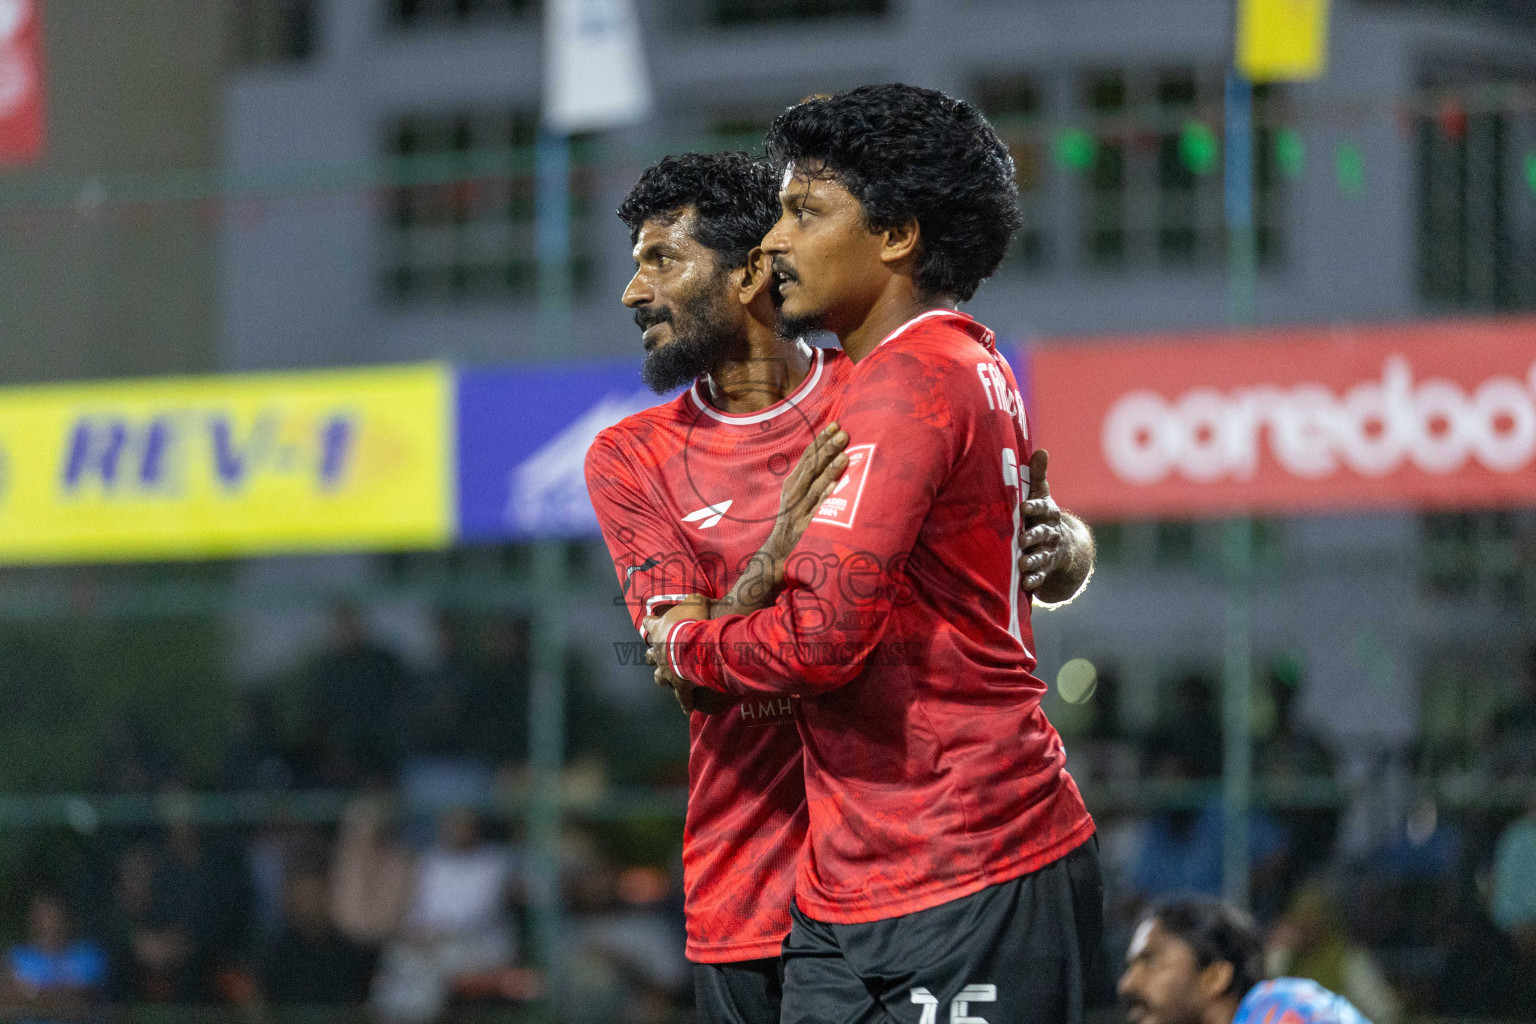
[{"xmin": 740, "ymin": 696, "xmax": 794, "ymax": 724}]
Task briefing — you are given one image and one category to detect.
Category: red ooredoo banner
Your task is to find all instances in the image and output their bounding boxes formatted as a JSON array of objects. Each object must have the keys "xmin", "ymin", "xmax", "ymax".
[
  {"xmin": 0, "ymin": 0, "xmax": 44, "ymax": 165},
  {"xmin": 1028, "ymin": 318, "xmax": 1536, "ymax": 518}
]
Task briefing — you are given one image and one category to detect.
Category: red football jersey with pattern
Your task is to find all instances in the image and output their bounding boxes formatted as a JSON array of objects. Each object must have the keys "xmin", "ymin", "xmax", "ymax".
[
  {"xmin": 584, "ymin": 346, "xmax": 852, "ymax": 963},
  {"xmin": 671, "ymin": 310, "xmax": 1095, "ymax": 925}
]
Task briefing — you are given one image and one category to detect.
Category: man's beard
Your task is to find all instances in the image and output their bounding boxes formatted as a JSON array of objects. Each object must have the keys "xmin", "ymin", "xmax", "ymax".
[
  {"xmin": 769, "ymin": 257, "xmax": 824, "ymax": 339},
  {"xmin": 1121, "ymin": 995, "xmax": 1204, "ymax": 1024},
  {"xmin": 777, "ymin": 307, "xmax": 825, "ymax": 340},
  {"xmin": 639, "ymin": 276, "xmax": 737, "ymax": 394}
]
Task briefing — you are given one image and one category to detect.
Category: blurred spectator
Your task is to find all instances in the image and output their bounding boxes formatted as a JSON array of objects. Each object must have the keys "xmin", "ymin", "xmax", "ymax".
[
  {"xmin": 0, "ymin": 892, "xmax": 106, "ymax": 1024},
  {"xmin": 1374, "ymin": 801, "xmax": 1462, "ymax": 881},
  {"xmin": 300, "ymin": 605, "xmax": 412, "ymax": 786},
  {"xmin": 153, "ymin": 811, "xmax": 250, "ymax": 994},
  {"xmin": 470, "ymin": 618, "xmax": 532, "ymax": 765},
  {"xmin": 1492, "ymin": 789, "xmax": 1536, "ymax": 959},
  {"xmin": 1258, "ymin": 662, "xmax": 1339, "ymax": 894},
  {"xmin": 247, "ymin": 816, "xmax": 324, "ymax": 938},
  {"xmin": 411, "ymin": 614, "xmax": 529, "ymax": 766},
  {"xmin": 562, "ymin": 837, "xmax": 689, "ymax": 1024},
  {"xmin": 101, "ymin": 811, "xmax": 249, "ymax": 1005},
  {"xmin": 1265, "ymin": 882, "xmax": 1404, "ymax": 1024},
  {"xmin": 104, "ymin": 843, "xmax": 193, "ymax": 1003},
  {"xmin": 410, "ymin": 613, "xmax": 483, "ymax": 758},
  {"xmin": 372, "ymin": 809, "xmax": 518, "ymax": 1024},
  {"xmin": 1349, "ymin": 800, "xmax": 1463, "ymax": 956},
  {"xmin": 257, "ymin": 865, "xmax": 375, "ymax": 1005},
  {"xmin": 90, "ymin": 715, "xmax": 177, "ymax": 796},
  {"xmin": 220, "ymin": 692, "xmax": 296, "ymax": 792},
  {"xmin": 1128, "ymin": 751, "xmax": 1290, "ymax": 903},
  {"xmin": 1485, "ymin": 643, "xmax": 1536, "ymax": 780},
  {"xmin": 330, "ymin": 796, "xmax": 414, "ymax": 948},
  {"xmin": 1435, "ymin": 890, "xmax": 1522, "ymax": 1017},
  {"xmin": 1148, "ymin": 674, "xmax": 1224, "ymax": 779}
]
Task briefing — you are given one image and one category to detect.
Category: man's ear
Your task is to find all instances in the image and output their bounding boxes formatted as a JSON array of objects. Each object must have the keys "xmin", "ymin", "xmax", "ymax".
[
  {"xmin": 1196, "ymin": 962, "xmax": 1234, "ymax": 1003},
  {"xmin": 737, "ymin": 246, "xmax": 774, "ymax": 305},
  {"xmin": 878, "ymin": 218, "xmax": 921, "ymax": 267}
]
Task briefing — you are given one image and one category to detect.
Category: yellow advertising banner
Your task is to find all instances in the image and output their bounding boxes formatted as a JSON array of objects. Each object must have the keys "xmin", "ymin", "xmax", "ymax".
[
  {"xmin": 0, "ymin": 364, "xmax": 453, "ymax": 564},
  {"xmin": 1236, "ymin": 0, "xmax": 1331, "ymax": 82}
]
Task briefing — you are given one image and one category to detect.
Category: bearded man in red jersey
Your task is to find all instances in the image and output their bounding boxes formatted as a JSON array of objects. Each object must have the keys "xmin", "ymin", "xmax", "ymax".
[
  {"xmin": 590, "ymin": 150, "xmax": 1094, "ymax": 1024},
  {"xmin": 644, "ymin": 87, "xmax": 1103, "ymax": 1024}
]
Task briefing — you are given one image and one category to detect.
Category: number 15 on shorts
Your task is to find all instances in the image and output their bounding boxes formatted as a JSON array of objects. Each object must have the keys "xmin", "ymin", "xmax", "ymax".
[{"xmin": 911, "ymin": 984, "xmax": 998, "ymax": 1024}]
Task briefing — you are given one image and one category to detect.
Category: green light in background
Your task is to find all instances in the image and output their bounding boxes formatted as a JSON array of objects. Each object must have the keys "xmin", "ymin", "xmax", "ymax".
[
  {"xmin": 1525, "ymin": 151, "xmax": 1536, "ymax": 195},
  {"xmin": 1270, "ymin": 651, "xmax": 1304, "ymax": 690},
  {"xmin": 1335, "ymin": 142, "xmax": 1365, "ymax": 197},
  {"xmin": 1180, "ymin": 122, "xmax": 1220, "ymax": 176},
  {"xmin": 1056, "ymin": 658, "xmax": 1098, "ymax": 705},
  {"xmin": 1275, "ymin": 127, "xmax": 1306, "ymax": 179},
  {"xmin": 1054, "ymin": 128, "xmax": 1097, "ymax": 172}
]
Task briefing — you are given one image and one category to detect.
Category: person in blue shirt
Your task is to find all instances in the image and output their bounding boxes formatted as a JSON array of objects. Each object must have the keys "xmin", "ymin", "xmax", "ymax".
[
  {"xmin": 1118, "ymin": 897, "xmax": 1373, "ymax": 1024},
  {"xmin": 3, "ymin": 891, "xmax": 106, "ymax": 1024}
]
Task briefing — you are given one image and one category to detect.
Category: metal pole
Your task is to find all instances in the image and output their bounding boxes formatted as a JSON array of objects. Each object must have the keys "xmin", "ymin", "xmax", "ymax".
[
  {"xmin": 527, "ymin": 127, "xmax": 574, "ymax": 1010},
  {"xmin": 1224, "ymin": 71, "xmax": 1257, "ymax": 325},
  {"xmin": 1221, "ymin": 68, "xmax": 1256, "ymax": 909},
  {"xmin": 536, "ymin": 129, "xmax": 575, "ymax": 339},
  {"xmin": 1219, "ymin": 517, "xmax": 1254, "ymax": 908}
]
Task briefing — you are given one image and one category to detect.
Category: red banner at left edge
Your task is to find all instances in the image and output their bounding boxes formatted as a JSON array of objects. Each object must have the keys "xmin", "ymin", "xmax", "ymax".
[{"xmin": 0, "ymin": 0, "xmax": 46, "ymax": 166}]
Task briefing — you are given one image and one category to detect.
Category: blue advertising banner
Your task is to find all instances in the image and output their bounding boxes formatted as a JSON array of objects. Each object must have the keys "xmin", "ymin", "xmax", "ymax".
[
  {"xmin": 456, "ymin": 361, "xmax": 661, "ymax": 541},
  {"xmin": 453, "ymin": 343, "xmax": 1030, "ymax": 543}
]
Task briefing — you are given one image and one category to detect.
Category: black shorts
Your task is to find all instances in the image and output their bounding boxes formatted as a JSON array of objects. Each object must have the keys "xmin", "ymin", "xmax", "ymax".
[
  {"xmin": 694, "ymin": 957, "xmax": 784, "ymax": 1024},
  {"xmin": 780, "ymin": 837, "xmax": 1105, "ymax": 1024}
]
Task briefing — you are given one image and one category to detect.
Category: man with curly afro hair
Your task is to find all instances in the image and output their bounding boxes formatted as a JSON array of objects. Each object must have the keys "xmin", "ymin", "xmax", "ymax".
[{"xmin": 645, "ymin": 85, "xmax": 1102, "ymax": 1024}]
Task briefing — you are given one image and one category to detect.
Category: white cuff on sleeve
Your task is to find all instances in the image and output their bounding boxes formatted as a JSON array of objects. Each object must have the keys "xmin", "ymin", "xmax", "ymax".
[{"xmin": 664, "ymin": 618, "xmax": 701, "ymax": 682}]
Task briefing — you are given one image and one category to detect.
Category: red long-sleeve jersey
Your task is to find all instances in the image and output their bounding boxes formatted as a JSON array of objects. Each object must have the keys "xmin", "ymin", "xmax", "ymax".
[
  {"xmin": 669, "ymin": 310, "xmax": 1095, "ymax": 925},
  {"xmin": 585, "ymin": 347, "xmax": 852, "ymax": 962}
]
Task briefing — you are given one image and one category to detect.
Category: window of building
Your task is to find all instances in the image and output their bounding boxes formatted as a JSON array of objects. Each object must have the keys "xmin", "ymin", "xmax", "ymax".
[
  {"xmin": 700, "ymin": 0, "xmax": 887, "ymax": 27},
  {"xmin": 232, "ymin": 0, "xmax": 316, "ymax": 64},
  {"xmin": 1246, "ymin": 516, "xmax": 1286, "ymax": 562},
  {"xmin": 1369, "ymin": 0, "xmax": 1536, "ymax": 32},
  {"xmin": 976, "ymin": 74, "xmax": 1051, "ymax": 274},
  {"xmin": 1075, "ymin": 67, "xmax": 1287, "ymax": 271},
  {"xmin": 1419, "ymin": 510, "xmax": 1535, "ymax": 606},
  {"xmin": 1419, "ymin": 643, "xmax": 1531, "ymax": 772},
  {"xmin": 389, "ymin": 0, "xmax": 536, "ymax": 28},
  {"xmin": 1415, "ymin": 67, "xmax": 1536, "ymax": 311},
  {"xmin": 707, "ymin": 111, "xmax": 780, "ymax": 154},
  {"xmin": 381, "ymin": 110, "xmax": 595, "ymax": 304},
  {"xmin": 1153, "ymin": 519, "xmax": 1199, "ymax": 566},
  {"xmin": 1089, "ymin": 521, "xmax": 1124, "ymax": 567}
]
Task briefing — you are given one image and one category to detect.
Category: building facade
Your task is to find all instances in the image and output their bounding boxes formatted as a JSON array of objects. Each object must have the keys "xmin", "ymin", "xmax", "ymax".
[
  {"xmin": 0, "ymin": 0, "xmax": 231, "ymax": 386},
  {"xmin": 219, "ymin": 0, "xmax": 1536, "ymax": 812}
]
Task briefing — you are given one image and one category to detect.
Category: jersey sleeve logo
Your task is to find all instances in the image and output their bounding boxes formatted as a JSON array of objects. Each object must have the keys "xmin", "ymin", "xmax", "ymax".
[
  {"xmin": 622, "ymin": 557, "xmax": 661, "ymax": 593},
  {"xmin": 681, "ymin": 499, "xmax": 733, "ymax": 530},
  {"xmin": 812, "ymin": 443, "xmax": 875, "ymax": 529}
]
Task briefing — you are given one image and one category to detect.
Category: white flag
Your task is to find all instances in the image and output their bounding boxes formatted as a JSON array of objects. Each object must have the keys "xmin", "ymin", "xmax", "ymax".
[{"xmin": 543, "ymin": 0, "xmax": 653, "ymax": 133}]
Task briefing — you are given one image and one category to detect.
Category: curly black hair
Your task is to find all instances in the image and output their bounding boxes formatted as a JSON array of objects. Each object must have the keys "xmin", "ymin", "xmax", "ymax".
[
  {"xmin": 765, "ymin": 84, "xmax": 1022, "ymax": 302},
  {"xmin": 1144, "ymin": 898, "xmax": 1264, "ymax": 997},
  {"xmin": 617, "ymin": 152, "xmax": 781, "ymax": 271}
]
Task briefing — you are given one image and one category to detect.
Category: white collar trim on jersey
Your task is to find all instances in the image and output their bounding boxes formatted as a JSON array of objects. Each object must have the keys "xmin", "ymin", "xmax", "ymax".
[
  {"xmin": 876, "ymin": 308, "xmax": 971, "ymax": 349},
  {"xmin": 688, "ymin": 345, "xmax": 825, "ymax": 426}
]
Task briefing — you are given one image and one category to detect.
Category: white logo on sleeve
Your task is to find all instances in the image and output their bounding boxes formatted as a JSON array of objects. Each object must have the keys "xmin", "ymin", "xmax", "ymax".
[{"xmin": 681, "ymin": 499, "xmax": 733, "ymax": 529}]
